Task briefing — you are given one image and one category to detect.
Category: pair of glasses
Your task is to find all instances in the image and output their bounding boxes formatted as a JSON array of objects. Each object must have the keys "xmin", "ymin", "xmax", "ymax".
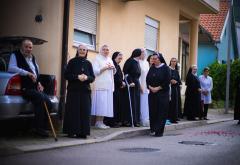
[{"xmin": 79, "ymin": 49, "xmax": 86, "ymax": 51}]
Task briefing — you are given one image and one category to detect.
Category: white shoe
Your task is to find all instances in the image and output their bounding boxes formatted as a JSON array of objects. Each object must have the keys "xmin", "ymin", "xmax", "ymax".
[
  {"xmin": 141, "ymin": 121, "xmax": 150, "ymax": 127},
  {"xmin": 95, "ymin": 123, "xmax": 110, "ymax": 129},
  {"xmin": 149, "ymin": 131, "xmax": 155, "ymax": 136}
]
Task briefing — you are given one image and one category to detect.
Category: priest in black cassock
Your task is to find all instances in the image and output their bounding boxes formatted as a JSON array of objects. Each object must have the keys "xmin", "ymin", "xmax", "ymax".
[
  {"xmin": 146, "ymin": 53, "xmax": 171, "ymax": 137},
  {"xmin": 122, "ymin": 48, "xmax": 143, "ymax": 127},
  {"xmin": 234, "ymin": 76, "xmax": 240, "ymax": 124},
  {"xmin": 183, "ymin": 65, "xmax": 202, "ymax": 120},
  {"xmin": 63, "ymin": 44, "xmax": 95, "ymax": 138},
  {"xmin": 168, "ymin": 57, "xmax": 182, "ymax": 123}
]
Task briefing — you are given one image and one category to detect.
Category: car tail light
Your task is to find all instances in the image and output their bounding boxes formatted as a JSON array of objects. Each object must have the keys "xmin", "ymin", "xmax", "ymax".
[
  {"xmin": 5, "ymin": 75, "xmax": 22, "ymax": 95},
  {"xmin": 54, "ymin": 79, "xmax": 57, "ymax": 96}
]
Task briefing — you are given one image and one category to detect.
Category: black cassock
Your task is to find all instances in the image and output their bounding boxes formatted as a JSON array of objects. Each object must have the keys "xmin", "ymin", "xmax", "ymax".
[
  {"xmin": 104, "ymin": 62, "xmax": 124, "ymax": 126},
  {"xmin": 146, "ymin": 64, "xmax": 170, "ymax": 135},
  {"xmin": 63, "ymin": 57, "xmax": 95, "ymax": 136},
  {"xmin": 169, "ymin": 68, "xmax": 182, "ymax": 122},
  {"xmin": 234, "ymin": 77, "xmax": 240, "ymax": 121},
  {"xmin": 183, "ymin": 73, "xmax": 202, "ymax": 120},
  {"xmin": 123, "ymin": 58, "xmax": 141, "ymax": 126}
]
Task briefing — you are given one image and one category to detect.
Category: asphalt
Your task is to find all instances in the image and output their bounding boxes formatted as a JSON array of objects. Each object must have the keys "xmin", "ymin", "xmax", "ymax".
[{"xmin": 0, "ymin": 109, "xmax": 234, "ymax": 156}]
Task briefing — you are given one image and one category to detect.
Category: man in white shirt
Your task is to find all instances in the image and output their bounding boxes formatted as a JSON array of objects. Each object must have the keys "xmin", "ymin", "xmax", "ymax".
[{"xmin": 8, "ymin": 39, "xmax": 52, "ymax": 137}]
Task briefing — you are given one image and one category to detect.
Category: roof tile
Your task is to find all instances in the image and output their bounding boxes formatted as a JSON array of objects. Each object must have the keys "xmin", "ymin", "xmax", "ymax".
[{"xmin": 200, "ymin": 0, "xmax": 230, "ymax": 41}]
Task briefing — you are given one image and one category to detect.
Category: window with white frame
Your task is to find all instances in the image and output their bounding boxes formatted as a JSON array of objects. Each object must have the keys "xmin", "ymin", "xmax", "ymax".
[
  {"xmin": 144, "ymin": 16, "xmax": 159, "ymax": 55},
  {"xmin": 74, "ymin": 0, "xmax": 98, "ymax": 50}
]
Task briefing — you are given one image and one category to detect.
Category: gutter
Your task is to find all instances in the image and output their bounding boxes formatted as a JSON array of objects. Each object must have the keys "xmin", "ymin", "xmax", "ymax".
[
  {"xmin": 198, "ymin": 0, "xmax": 219, "ymax": 14},
  {"xmin": 58, "ymin": 0, "xmax": 70, "ymax": 120}
]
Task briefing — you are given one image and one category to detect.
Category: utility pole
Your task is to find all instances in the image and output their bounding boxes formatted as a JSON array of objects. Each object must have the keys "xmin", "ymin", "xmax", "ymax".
[{"xmin": 225, "ymin": 0, "xmax": 233, "ymax": 114}]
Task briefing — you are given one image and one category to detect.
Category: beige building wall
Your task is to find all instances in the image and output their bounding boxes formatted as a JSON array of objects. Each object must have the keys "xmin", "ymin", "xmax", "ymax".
[
  {"xmin": 0, "ymin": 0, "xmax": 216, "ymax": 96},
  {"xmin": 68, "ymin": 0, "xmax": 201, "ymax": 66},
  {"xmin": 0, "ymin": 0, "xmax": 64, "ymax": 95}
]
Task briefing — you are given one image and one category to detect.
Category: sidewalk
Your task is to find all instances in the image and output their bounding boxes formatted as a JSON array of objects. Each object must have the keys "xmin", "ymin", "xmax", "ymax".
[{"xmin": 0, "ymin": 109, "xmax": 234, "ymax": 156}]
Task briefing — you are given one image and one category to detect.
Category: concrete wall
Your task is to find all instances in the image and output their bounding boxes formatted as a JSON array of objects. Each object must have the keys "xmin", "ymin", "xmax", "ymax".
[
  {"xmin": 0, "ymin": 0, "xmax": 64, "ymax": 95},
  {"xmin": 197, "ymin": 44, "xmax": 217, "ymax": 75}
]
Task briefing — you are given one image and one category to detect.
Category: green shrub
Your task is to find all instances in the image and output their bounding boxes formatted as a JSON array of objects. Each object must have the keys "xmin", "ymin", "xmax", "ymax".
[{"xmin": 208, "ymin": 59, "xmax": 240, "ymax": 106}]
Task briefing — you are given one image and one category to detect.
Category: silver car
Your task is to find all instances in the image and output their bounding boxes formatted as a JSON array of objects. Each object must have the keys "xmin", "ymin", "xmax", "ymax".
[{"xmin": 0, "ymin": 36, "xmax": 59, "ymax": 120}]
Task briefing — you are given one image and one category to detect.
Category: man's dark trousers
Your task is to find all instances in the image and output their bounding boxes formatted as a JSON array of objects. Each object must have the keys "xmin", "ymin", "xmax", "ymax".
[{"xmin": 23, "ymin": 89, "xmax": 52, "ymax": 131}]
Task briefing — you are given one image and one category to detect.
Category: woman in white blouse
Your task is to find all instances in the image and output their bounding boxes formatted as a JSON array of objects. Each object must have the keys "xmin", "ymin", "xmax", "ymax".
[
  {"xmin": 199, "ymin": 67, "xmax": 213, "ymax": 120},
  {"xmin": 91, "ymin": 45, "xmax": 116, "ymax": 129}
]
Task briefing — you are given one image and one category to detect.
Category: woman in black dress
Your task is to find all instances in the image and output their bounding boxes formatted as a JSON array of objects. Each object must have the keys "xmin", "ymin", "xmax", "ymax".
[
  {"xmin": 122, "ymin": 48, "xmax": 143, "ymax": 127},
  {"xmin": 146, "ymin": 53, "xmax": 170, "ymax": 137},
  {"xmin": 104, "ymin": 52, "xmax": 125, "ymax": 127},
  {"xmin": 183, "ymin": 65, "xmax": 202, "ymax": 120},
  {"xmin": 63, "ymin": 44, "xmax": 95, "ymax": 138},
  {"xmin": 168, "ymin": 57, "xmax": 182, "ymax": 123}
]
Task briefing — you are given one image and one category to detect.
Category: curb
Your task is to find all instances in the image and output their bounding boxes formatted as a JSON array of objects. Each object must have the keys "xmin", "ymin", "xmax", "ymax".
[{"xmin": 15, "ymin": 117, "xmax": 233, "ymax": 153}]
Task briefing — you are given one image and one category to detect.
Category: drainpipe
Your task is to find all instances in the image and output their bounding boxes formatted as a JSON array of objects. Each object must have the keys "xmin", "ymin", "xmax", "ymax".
[
  {"xmin": 225, "ymin": 0, "xmax": 233, "ymax": 114},
  {"xmin": 58, "ymin": 0, "xmax": 70, "ymax": 120}
]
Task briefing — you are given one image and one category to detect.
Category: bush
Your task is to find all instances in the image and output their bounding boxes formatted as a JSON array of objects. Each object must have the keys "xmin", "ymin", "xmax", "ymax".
[{"xmin": 208, "ymin": 59, "xmax": 240, "ymax": 106}]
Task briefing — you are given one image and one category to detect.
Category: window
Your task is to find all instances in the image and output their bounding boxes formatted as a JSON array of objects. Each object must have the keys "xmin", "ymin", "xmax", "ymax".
[
  {"xmin": 144, "ymin": 16, "xmax": 159, "ymax": 55},
  {"xmin": 74, "ymin": 0, "xmax": 98, "ymax": 50}
]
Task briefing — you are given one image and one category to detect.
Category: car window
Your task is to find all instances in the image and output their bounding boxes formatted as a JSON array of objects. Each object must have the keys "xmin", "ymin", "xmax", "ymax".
[{"xmin": 0, "ymin": 52, "xmax": 11, "ymax": 72}]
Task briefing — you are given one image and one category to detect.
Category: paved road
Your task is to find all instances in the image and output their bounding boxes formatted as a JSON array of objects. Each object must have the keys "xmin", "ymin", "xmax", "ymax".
[{"xmin": 1, "ymin": 121, "xmax": 240, "ymax": 165}]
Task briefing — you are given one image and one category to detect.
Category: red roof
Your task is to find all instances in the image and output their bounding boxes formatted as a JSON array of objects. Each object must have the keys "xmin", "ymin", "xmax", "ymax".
[{"xmin": 200, "ymin": 0, "xmax": 230, "ymax": 42}]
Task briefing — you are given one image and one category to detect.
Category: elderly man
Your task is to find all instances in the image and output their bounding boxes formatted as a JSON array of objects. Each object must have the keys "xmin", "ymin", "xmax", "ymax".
[{"xmin": 8, "ymin": 39, "xmax": 52, "ymax": 137}]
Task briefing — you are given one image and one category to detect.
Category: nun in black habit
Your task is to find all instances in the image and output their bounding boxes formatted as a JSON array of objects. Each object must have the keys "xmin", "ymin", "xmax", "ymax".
[
  {"xmin": 63, "ymin": 44, "xmax": 95, "ymax": 138},
  {"xmin": 168, "ymin": 57, "xmax": 182, "ymax": 123},
  {"xmin": 183, "ymin": 65, "xmax": 202, "ymax": 120},
  {"xmin": 146, "ymin": 53, "xmax": 171, "ymax": 137},
  {"xmin": 122, "ymin": 48, "xmax": 143, "ymax": 127},
  {"xmin": 104, "ymin": 52, "xmax": 125, "ymax": 127}
]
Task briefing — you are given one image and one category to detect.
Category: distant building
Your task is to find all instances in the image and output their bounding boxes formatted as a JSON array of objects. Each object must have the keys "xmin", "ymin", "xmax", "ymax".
[{"xmin": 197, "ymin": 0, "xmax": 239, "ymax": 75}]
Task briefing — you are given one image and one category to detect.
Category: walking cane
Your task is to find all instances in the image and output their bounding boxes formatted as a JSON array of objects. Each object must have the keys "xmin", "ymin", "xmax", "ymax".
[
  {"xmin": 43, "ymin": 102, "xmax": 58, "ymax": 141},
  {"xmin": 124, "ymin": 74, "xmax": 134, "ymax": 128}
]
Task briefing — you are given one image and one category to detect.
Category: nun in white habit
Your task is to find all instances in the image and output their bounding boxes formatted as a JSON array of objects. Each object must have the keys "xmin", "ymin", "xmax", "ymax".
[
  {"xmin": 91, "ymin": 45, "xmax": 116, "ymax": 129},
  {"xmin": 139, "ymin": 49, "xmax": 150, "ymax": 127}
]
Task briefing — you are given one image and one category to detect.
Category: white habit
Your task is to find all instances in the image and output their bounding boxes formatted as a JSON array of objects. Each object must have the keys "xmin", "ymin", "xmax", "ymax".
[
  {"xmin": 91, "ymin": 54, "xmax": 115, "ymax": 117},
  {"xmin": 139, "ymin": 59, "xmax": 150, "ymax": 126}
]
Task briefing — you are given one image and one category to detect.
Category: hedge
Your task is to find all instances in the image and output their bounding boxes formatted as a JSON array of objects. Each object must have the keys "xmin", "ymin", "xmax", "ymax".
[{"xmin": 208, "ymin": 59, "xmax": 240, "ymax": 105}]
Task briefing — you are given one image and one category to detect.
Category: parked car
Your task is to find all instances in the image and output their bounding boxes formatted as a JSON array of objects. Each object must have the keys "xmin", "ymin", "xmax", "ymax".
[{"xmin": 0, "ymin": 36, "xmax": 59, "ymax": 120}]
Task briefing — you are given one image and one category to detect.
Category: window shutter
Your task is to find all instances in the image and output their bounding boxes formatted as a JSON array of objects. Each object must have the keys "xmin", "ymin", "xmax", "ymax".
[
  {"xmin": 74, "ymin": 0, "xmax": 98, "ymax": 35},
  {"xmin": 144, "ymin": 16, "xmax": 159, "ymax": 51}
]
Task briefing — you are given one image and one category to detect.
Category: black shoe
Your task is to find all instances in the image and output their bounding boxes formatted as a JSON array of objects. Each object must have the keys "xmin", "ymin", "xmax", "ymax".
[
  {"xmin": 67, "ymin": 134, "xmax": 75, "ymax": 138},
  {"xmin": 187, "ymin": 118, "xmax": 196, "ymax": 121},
  {"xmin": 203, "ymin": 117, "xmax": 209, "ymax": 120},
  {"xmin": 76, "ymin": 134, "xmax": 87, "ymax": 139},
  {"xmin": 110, "ymin": 122, "xmax": 122, "ymax": 128},
  {"xmin": 237, "ymin": 120, "xmax": 240, "ymax": 125},
  {"xmin": 35, "ymin": 129, "xmax": 49, "ymax": 137},
  {"xmin": 123, "ymin": 122, "xmax": 131, "ymax": 127},
  {"xmin": 155, "ymin": 132, "xmax": 163, "ymax": 137}
]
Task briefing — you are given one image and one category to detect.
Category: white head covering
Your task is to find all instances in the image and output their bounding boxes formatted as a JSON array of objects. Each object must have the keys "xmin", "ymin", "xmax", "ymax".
[{"xmin": 139, "ymin": 48, "xmax": 150, "ymax": 93}]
